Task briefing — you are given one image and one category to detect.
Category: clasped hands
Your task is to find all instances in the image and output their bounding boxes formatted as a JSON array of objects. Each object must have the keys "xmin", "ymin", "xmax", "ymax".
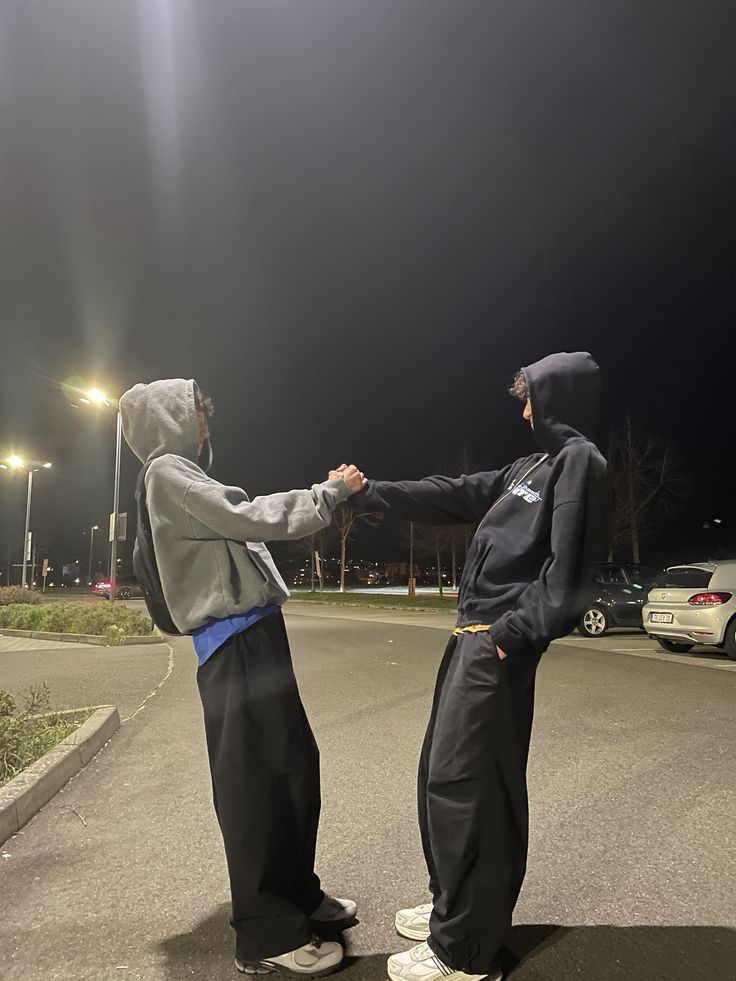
[
  {"xmin": 328, "ymin": 463, "xmax": 367, "ymax": 495},
  {"xmin": 326, "ymin": 465, "xmax": 506, "ymax": 656}
]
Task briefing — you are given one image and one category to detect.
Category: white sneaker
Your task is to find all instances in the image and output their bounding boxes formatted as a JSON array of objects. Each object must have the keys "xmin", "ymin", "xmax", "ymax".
[
  {"xmin": 395, "ymin": 902, "xmax": 432, "ymax": 941},
  {"xmin": 236, "ymin": 938, "xmax": 343, "ymax": 977},
  {"xmin": 310, "ymin": 894, "xmax": 358, "ymax": 923},
  {"xmin": 387, "ymin": 941, "xmax": 501, "ymax": 981}
]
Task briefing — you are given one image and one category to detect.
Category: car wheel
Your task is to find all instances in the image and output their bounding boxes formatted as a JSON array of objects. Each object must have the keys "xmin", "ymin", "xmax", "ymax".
[
  {"xmin": 117, "ymin": 587, "xmax": 131, "ymax": 600},
  {"xmin": 722, "ymin": 619, "xmax": 736, "ymax": 661},
  {"xmin": 578, "ymin": 607, "xmax": 609, "ymax": 637},
  {"xmin": 656, "ymin": 638, "xmax": 694, "ymax": 654}
]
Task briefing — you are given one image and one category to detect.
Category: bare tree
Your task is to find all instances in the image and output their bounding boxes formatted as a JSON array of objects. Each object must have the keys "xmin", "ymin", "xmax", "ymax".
[
  {"xmin": 332, "ymin": 504, "xmax": 380, "ymax": 592},
  {"xmin": 607, "ymin": 418, "xmax": 689, "ymax": 563},
  {"xmin": 283, "ymin": 528, "xmax": 332, "ymax": 591},
  {"xmin": 409, "ymin": 523, "xmax": 453, "ymax": 596},
  {"xmin": 445, "ymin": 525, "xmax": 479, "ymax": 590}
]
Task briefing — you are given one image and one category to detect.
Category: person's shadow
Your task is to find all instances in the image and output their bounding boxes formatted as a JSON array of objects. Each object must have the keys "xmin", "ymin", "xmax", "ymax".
[{"xmin": 159, "ymin": 910, "xmax": 736, "ymax": 980}]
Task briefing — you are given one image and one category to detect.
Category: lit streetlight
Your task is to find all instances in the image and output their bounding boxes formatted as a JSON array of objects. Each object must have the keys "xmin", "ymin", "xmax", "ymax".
[
  {"xmin": 1, "ymin": 455, "xmax": 53, "ymax": 588},
  {"xmin": 87, "ymin": 524, "xmax": 99, "ymax": 586},
  {"xmin": 75, "ymin": 387, "xmax": 123, "ymax": 601}
]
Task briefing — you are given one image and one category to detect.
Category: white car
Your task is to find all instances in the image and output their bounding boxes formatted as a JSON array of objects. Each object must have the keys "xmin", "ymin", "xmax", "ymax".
[{"xmin": 643, "ymin": 561, "xmax": 736, "ymax": 659}]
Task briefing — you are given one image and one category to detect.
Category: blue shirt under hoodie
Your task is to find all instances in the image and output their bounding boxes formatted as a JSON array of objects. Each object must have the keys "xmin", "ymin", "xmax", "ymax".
[{"xmin": 192, "ymin": 605, "xmax": 281, "ymax": 666}]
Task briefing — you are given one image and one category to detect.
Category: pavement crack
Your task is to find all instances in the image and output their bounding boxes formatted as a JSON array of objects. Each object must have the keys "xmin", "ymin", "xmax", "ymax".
[
  {"xmin": 69, "ymin": 805, "xmax": 87, "ymax": 827},
  {"xmin": 121, "ymin": 642, "xmax": 175, "ymax": 722}
]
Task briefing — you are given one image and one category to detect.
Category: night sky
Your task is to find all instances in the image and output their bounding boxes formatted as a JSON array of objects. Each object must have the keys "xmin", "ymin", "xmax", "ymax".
[{"xmin": 1, "ymin": 0, "xmax": 734, "ymax": 581}]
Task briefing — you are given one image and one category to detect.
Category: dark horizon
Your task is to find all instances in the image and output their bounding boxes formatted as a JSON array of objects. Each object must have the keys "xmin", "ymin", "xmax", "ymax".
[{"xmin": 2, "ymin": 1, "xmax": 735, "ymax": 582}]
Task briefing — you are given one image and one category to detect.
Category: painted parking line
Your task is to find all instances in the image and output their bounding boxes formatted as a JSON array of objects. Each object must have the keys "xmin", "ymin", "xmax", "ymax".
[
  {"xmin": 603, "ymin": 647, "xmax": 736, "ymax": 671},
  {"xmin": 610, "ymin": 647, "xmax": 662, "ymax": 652},
  {"xmin": 552, "ymin": 635, "xmax": 736, "ymax": 671}
]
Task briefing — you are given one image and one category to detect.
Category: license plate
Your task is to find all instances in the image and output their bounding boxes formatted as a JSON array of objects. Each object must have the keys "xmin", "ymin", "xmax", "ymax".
[{"xmin": 650, "ymin": 612, "xmax": 674, "ymax": 624}]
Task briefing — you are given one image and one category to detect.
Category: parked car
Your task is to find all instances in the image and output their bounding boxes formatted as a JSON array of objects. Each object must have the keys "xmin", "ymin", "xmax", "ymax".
[
  {"xmin": 577, "ymin": 563, "xmax": 664, "ymax": 637},
  {"xmin": 642, "ymin": 561, "xmax": 736, "ymax": 659},
  {"xmin": 91, "ymin": 576, "xmax": 144, "ymax": 601}
]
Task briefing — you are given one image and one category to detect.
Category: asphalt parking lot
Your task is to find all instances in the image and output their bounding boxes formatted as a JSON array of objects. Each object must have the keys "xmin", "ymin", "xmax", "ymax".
[{"xmin": 0, "ymin": 606, "xmax": 734, "ymax": 980}]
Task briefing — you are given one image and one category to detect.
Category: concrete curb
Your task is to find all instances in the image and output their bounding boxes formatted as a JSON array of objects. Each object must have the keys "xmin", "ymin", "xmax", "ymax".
[
  {"xmin": 0, "ymin": 628, "xmax": 163, "ymax": 646},
  {"xmin": 0, "ymin": 705, "xmax": 120, "ymax": 846}
]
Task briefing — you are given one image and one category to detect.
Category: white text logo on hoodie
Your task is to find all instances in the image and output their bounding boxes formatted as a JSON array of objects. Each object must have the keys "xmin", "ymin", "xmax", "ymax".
[{"xmin": 512, "ymin": 482, "xmax": 542, "ymax": 504}]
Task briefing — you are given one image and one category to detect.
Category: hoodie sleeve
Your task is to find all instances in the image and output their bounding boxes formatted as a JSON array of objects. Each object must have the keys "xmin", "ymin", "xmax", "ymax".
[
  {"xmin": 490, "ymin": 444, "xmax": 608, "ymax": 657},
  {"xmin": 181, "ymin": 474, "xmax": 351, "ymax": 542},
  {"xmin": 351, "ymin": 465, "xmax": 519, "ymax": 525}
]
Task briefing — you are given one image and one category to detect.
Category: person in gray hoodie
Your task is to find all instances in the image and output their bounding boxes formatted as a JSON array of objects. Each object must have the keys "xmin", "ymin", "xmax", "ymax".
[{"xmin": 120, "ymin": 378, "xmax": 365, "ymax": 978}]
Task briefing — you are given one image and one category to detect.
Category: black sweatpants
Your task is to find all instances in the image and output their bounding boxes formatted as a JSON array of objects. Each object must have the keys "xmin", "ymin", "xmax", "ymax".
[
  {"xmin": 418, "ymin": 630, "xmax": 541, "ymax": 974},
  {"xmin": 196, "ymin": 612, "xmax": 323, "ymax": 962}
]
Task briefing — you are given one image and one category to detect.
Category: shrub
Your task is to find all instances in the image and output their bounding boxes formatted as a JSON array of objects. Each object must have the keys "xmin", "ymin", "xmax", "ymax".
[
  {"xmin": 38, "ymin": 603, "xmax": 72, "ymax": 633},
  {"xmin": 0, "ymin": 684, "xmax": 88, "ymax": 786},
  {"xmin": 0, "ymin": 586, "xmax": 41, "ymax": 607},
  {"xmin": 0, "ymin": 602, "xmax": 153, "ymax": 640},
  {"xmin": 105, "ymin": 624, "xmax": 127, "ymax": 646},
  {"xmin": 0, "ymin": 605, "xmax": 42, "ymax": 630}
]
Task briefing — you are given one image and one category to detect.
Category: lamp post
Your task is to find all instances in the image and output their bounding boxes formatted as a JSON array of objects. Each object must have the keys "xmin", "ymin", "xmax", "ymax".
[
  {"xmin": 0, "ymin": 456, "xmax": 53, "ymax": 588},
  {"xmin": 110, "ymin": 407, "xmax": 122, "ymax": 598},
  {"xmin": 77, "ymin": 388, "xmax": 122, "ymax": 602},
  {"xmin": 87, "ymin": 524, "xmax": 99, "ymax": 586},
  {"xmin": 21, "ymin": 469, "xmax": 33, "ymax": 588},
  {"xmin": 408, "ymin": 520, "xmax": 416, "ymax": 596}
]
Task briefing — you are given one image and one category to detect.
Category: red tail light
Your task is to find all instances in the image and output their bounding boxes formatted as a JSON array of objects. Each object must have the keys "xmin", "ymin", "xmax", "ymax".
[{"xmin": 688, "ymin": 592, "xmax": 732, "ymax": 606}]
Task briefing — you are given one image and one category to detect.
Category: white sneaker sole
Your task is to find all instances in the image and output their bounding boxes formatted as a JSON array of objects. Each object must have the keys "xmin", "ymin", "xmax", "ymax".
[
  {"xmin": 236, "ymin": 958, "xmax": 343, "ymax": 978},
  {"xmin": 387, "ymin": 965, "xmax": 500, "ymax": 981},
  {"xmin": 394, "ymin": 919, "xmax": 431, "ymax": 941}
]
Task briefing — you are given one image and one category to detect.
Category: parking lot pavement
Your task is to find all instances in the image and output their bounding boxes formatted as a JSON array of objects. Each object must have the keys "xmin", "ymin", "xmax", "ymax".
[
  {"xmin": 285, "ymin": 600, "xmax": 457, "ymax": 632},
  {"xmin": 0, "ymin": 637, "xmax": 173, "ymax": 719},
  {"xmin": 287, "ymin": 604, "xmax": 736, "ymax": 671},
  {"xmin": 1, "ymin": 613, "xmax": 734, "ymax": 979}
]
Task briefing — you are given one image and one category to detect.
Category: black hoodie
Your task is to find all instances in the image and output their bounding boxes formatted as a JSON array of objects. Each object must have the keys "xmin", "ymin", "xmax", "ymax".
[{"xmin": 353, "ymin": 352, "xmax": 608, "ymax": 658}]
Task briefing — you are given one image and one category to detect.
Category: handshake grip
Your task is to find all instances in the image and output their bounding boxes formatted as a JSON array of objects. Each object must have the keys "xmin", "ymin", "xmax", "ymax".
[{"xmin": 328, "ymin": 463, "xmax": 368, "ymax": 495}]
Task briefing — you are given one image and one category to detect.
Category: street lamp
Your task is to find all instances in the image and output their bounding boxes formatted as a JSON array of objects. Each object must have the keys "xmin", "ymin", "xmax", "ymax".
[
  {"xmin": 0, "ymin": 455, "xmax": 53, "ymax": 588},
  {"xmin": 75, "ymin": 387, "xmax": 123, "ymax": 601},
  {"xmin": 87, "ymin": 524, "xmax": 99, "ymax": 585}
]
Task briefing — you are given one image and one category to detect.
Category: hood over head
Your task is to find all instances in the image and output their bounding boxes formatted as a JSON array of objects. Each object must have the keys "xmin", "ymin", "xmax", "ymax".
[
  {"xmin": 522, "ymin": 352, "xmax": 601, "ymax": 455},
  {"xmin": 120, "ymin": 378, "xmax": 212, "ymax": 471}
]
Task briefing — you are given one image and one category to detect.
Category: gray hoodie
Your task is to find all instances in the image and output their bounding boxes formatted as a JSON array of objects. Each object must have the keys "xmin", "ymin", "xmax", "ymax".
[{"xmin": 120, "ymin": 378, "xmax": 350, "ymax": 633}]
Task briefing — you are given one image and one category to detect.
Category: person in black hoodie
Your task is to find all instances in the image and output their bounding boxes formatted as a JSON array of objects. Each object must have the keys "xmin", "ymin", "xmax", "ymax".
[{"xmin": 345, "ymin": 352, "xmax": 607, "ymax": 981}]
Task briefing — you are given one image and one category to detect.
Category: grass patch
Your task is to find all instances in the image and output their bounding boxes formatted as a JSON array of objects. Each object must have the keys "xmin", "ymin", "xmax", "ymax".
[
  {"xmin": 0, "ymin": 685, "xmax": 92, "ymax": 787},
  {"xmin": 0, "ymin": 601, "xmax": 154, "ymax": 642},
  {"xmin": 289, "ymin": 591, "xmax": 458, "ymax": 612}
]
